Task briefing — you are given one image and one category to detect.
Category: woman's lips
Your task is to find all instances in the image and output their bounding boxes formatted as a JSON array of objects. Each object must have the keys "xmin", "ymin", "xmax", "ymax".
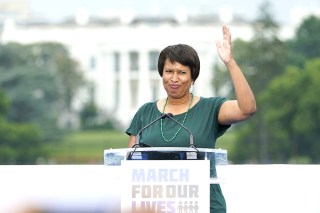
[{"xmin": 170, "ymin": 84, "xmax": 179, "ymax": 89}]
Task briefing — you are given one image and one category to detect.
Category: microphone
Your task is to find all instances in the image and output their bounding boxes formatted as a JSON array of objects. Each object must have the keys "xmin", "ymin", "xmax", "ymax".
[
  {"xmin": 166, "ymin": 113, "xmax": 195, "ymax": 148},
  {"xmin": 134, "ymin": 113, "xmax": 168, "ymax": 147}
]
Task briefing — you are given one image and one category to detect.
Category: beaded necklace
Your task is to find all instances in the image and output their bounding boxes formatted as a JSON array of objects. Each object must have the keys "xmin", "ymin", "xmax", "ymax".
[{"xmin": 160, "ymin": 93, "xmax": 193, "ymax": 142}]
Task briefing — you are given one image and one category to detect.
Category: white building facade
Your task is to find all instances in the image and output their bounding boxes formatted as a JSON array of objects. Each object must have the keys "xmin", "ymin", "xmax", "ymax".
[{"xmin": 1, "ymin": 18, "xmax": 256, "ymax": 128}]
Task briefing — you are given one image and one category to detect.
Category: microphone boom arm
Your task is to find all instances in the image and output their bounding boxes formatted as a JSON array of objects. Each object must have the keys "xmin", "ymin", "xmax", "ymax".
[{"xmin": 134, "ymin": 113, "xmax": 167, "ymax": 147}]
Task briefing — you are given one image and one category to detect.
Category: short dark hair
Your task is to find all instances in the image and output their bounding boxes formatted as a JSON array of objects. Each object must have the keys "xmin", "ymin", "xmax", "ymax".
[{"xmin": 158, "ymin": 44, "xmax": 200, "ymax": 82}]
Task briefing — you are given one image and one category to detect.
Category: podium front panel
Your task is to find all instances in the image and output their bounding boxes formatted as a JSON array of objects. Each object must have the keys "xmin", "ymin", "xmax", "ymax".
[{"xmin": 120, "ymin": 160, "xmax": 210, "ymax": 213}]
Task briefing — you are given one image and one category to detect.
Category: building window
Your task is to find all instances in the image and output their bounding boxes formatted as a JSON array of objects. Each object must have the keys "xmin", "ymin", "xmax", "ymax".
[
  {"xmin": 129, "ymin": 51, "xmax": 139, "ymax": 71},
  {"xmin": 114, "ymin": 52, "xmax": 120, "ymax": 72},
  {"xmin": 149, "ymin": 51, "xmax": 159, "ymax": 71}
]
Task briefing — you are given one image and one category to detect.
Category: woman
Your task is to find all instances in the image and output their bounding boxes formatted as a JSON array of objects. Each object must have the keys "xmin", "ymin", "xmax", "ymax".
[{"xmin": 126, "ymin": 25, "xmax": 256, "ymax": 213}]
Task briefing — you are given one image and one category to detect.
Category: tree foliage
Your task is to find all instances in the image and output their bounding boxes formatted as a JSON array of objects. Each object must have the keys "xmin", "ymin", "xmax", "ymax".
[
  {"xmin": 28, "ymin": 42, "xmax": 85, "ymax": 110},
  {"xmin": 0, "ymin": 42, "xmax": 85, "ymax": 141},
  {"xmin": 286, "ymin": 15, "xmax": 320, "ymax": 67},
  {"xmin": 0, "ymin": 90, "xmax": 9, "ymax": 116},
  {"xmin": 0, "ymin": 42, "xmax": 86, "ymax": 164},
  {"xmin": 0, "ymin": 121, "xmax": 43, "ymax": 164},
  {"xmin": 260, "ymin": 59, "xmax": 320, "ymax": 163},
  {"xmin": 0, "ymin": 89, "xmax": 44, "ymax": 164}
]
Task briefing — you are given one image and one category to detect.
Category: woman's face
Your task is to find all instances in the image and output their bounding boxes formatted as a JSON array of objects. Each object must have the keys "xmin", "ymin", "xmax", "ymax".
[{"xmin": 162, "ymin": 58, "xmax": 192, "ymax": 99}]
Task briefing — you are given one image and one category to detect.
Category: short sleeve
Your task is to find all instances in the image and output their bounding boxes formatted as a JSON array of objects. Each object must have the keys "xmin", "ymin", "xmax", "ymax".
[
  {"xmin": 126, "ymin": 102, "xmax": 159, "ymax": 136},
  {"xmin": 212, "ymin": 97, "xmax": 231, "ymax": 138}
]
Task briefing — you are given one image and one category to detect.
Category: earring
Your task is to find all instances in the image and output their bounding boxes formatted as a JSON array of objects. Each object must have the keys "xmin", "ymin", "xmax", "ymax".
[{"xmin": 189, "ymin": 83, "xmax": 194, "ymax": 93}]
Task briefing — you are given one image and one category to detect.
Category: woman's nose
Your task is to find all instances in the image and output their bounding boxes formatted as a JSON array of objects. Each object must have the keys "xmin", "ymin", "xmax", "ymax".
[{"xmin": 171, "ymin": 72, "xmax": 178, "ymax": 82}]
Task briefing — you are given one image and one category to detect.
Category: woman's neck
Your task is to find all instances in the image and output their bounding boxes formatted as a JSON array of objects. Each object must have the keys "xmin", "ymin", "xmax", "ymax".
[
  {"xmin": 164, "ymin": 93, "xmax": 193, "ymax": 115},
  {"xmin": 167, "ymin": 93, "xmax": 192, "ymax": 106}
]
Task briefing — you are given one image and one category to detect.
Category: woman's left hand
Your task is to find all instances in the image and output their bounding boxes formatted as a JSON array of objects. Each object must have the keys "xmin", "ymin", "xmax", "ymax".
[{"xmin": 215, "ymin": 25, "xmax": 234, "ymax": 63}]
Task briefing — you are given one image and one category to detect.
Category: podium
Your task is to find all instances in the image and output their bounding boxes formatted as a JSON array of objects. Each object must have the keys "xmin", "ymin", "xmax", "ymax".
[{"xmin": 104, "ymin": 147, "xmax": 227, "ymax": 213}]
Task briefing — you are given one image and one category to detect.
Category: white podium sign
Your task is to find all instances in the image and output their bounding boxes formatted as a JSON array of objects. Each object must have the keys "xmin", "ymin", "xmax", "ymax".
[{"xmin": 120, "ymin": 160, "xmax": 210, "ymax": 213}]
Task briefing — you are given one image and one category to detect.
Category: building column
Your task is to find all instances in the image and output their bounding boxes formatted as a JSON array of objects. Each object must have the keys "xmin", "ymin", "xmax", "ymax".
[
  {"xmin": 101, "ymin": 50, "xmax": 115, "ymax": 112},
  {"xmin": 118, "ymin": 51, "xmax": 131, "ymax": 127},
  {"xmin": 137, "ymin": 50, "xmax": 152, "ymax": 106}
]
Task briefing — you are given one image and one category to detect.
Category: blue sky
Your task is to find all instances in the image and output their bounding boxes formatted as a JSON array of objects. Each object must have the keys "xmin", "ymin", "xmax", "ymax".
[{"xmin": 27, "ymin": 0, "xmax": 320, "ymax": 25}]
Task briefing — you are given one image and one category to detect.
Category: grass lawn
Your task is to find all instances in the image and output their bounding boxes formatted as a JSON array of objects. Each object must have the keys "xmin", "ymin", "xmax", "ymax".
[
  {"xmin": 45, "ymin": 130, "xmax": 129, "ymax": 164},
  {"xmin": 45, "ymin": 129, "xmax": 237, "ymax": 164}
]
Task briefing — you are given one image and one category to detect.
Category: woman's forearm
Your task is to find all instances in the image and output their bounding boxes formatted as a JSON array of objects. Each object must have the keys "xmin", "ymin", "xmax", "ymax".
[{"xmin": 225, "ymin": 59, "xmax": 256, "ymax": 116}]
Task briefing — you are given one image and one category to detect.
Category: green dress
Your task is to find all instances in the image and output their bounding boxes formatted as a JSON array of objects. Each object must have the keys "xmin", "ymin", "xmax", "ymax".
[{"xmin": 126, "ymin": 96, "xmax": 230, "ymax": 213}]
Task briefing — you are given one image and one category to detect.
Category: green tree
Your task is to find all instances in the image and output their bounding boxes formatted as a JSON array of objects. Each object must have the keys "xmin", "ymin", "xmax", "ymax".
[
  {"xmin": 0, "ymin": 42, "xmax": 85, "ymax": 140},
  {"xmin": 79, "ymin": 100, "xmax": 118, "ymax": 130},
  {"xmin": 260, "ymin": 59, "xmax": 320, "ymax": 163},
  {"xmin": 286, "ymin": 15, "xmax": 320, "ymax": 67},
  {"xmin": 80, "ymin": 100, "xmax": 99, "ymax": 129},
  {"xmin": 0, "ymin": 65, "xmax": 62, "ymax": 140},
  {"xmin": 0, "ymin": 89, "xmax": 44, "ymax": 164},
  {"xmin": 0, "ymin": 90, "xmax": 9, "ymax": 116},
  {"xmin": 28, "ymin": 42, "xmax": 85, "ymax": 111},
  {"xmin": 0, "ymin": 121, "xmax": 43, "ymax": 164}
]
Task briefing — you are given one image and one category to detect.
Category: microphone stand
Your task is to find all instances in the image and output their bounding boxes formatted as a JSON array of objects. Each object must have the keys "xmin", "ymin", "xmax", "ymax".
[{"xmin": 134, "ymin": 113, "xmax": 167, "ymax": 148}]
